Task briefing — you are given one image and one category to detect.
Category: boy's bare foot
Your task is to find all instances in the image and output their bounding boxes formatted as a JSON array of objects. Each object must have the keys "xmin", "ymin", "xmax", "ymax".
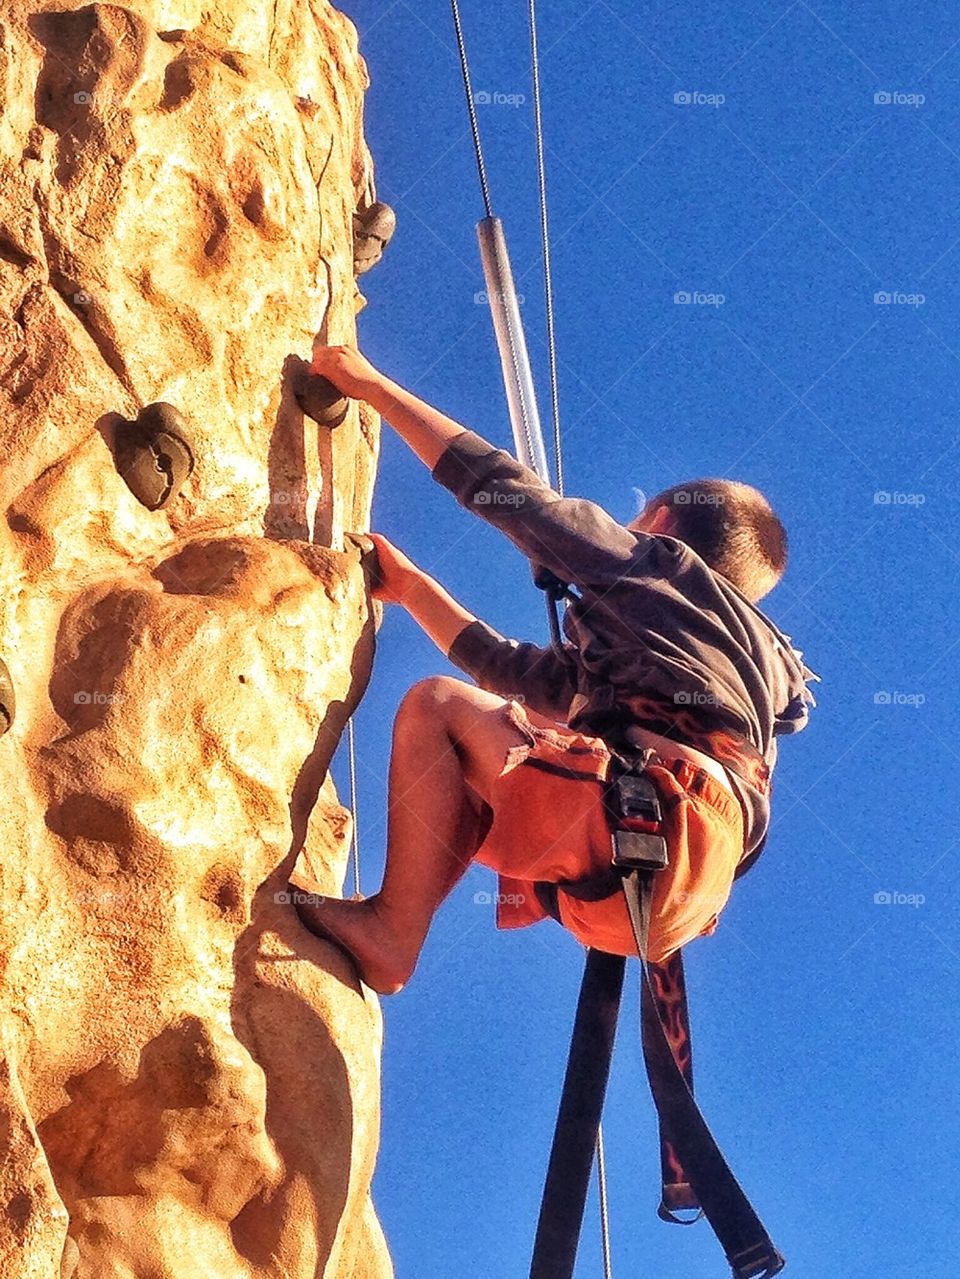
[{"xmin": 291, "ymin": 889, "xmax": 413, "ymax": 995}]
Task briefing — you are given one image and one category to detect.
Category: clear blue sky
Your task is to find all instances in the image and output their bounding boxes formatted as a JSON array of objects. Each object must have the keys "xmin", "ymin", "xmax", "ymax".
[{"xmin": 337, "ymin": 4, "xmax": 959, "ymax": 1275}]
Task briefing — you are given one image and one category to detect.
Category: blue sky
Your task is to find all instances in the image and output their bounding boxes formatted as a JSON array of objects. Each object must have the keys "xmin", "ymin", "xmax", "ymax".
[{"xmin": 337, "ymin": 4, "xmax": 959, "ymax": 1275}]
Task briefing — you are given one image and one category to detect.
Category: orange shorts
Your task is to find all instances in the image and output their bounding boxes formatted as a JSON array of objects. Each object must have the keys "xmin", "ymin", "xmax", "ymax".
[{"xmin": 474, "ymin": 701, "xmax": 745, "ymax": 963}]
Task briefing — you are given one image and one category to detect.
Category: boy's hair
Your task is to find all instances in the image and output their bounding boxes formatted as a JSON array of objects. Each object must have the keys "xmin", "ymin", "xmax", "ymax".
[{"xmin": 648, "ymin": 479, "xmax": 788, "ymax": 601}]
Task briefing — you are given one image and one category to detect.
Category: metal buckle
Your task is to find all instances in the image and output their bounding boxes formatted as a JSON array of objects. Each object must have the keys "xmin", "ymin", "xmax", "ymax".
[
  {"xmin": 608, "ymin": 766, "xmax": 668, "ymax": 873},
  {"xmin": 729, "ymin": 1242, "xmax": 787, "ymax": 1279},
  {"xmin": 611, "ymin": 829, "xmax": 669, "ymax": 874},
  {"xmin": 613, "ymin": 771, "xmax": 662, "ymax": 824}
]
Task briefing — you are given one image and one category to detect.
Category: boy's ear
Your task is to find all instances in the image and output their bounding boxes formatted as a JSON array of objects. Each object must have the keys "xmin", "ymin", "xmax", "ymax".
[
  {"xmin": 633, "ymin": 502, "xmax": 675, "ymax": 536},
  {"xmin": 649, "ymin": 504, "xmax": 675, "ymax": 534}
]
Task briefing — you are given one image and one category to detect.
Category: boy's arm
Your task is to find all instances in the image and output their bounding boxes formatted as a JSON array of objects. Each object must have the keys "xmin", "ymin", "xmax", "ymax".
[
  {"xmin": 381, "ymin": 543, "xmax": 575, "ymax": 721},
  {"xmin": 312, "ymin": 346, "xmax": 645, "ymax": 590},
  {"xmin": 446, "ymin": 619, "xmax": 577, "ymax": 723},
  {"xmin": 312, "ymin": 344, "xmax": 466, "ymax": 469},
  {"xmin": 395, "ymin": 564, "xmax": 477, "ymax": 654}
]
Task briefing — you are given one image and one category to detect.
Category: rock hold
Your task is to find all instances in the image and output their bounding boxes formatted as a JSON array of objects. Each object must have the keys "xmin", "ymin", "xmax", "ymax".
[
  {"xmin": 112, "ymin": 402, "xmax": 196, "ymax": 510},
  {"xmin": 294, "ymin": 368, "xmax": 351, "ymax": 428},
  {"xmin": 344, "ymin": 531, "xmax": 383, "ymax": 595},
  {"xmin": 353, "ymin": 201, "xmax": 397, "ymax": 276}
]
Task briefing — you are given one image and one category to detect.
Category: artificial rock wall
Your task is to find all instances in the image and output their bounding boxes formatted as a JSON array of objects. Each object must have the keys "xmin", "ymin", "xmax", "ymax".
[{"xmin": 0, "ymin": 2, "xmax": 392, "ymax": 1276}]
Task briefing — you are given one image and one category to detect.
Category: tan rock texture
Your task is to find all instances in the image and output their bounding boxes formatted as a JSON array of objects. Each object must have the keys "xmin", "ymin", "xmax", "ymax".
[{"xmin": 0, "ymin": 2, "xmax": 392, "ymax": 1276}]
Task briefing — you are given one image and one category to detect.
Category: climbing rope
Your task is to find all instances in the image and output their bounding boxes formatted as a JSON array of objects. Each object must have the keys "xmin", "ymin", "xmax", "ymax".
[
  {"xmin": 596, "ymin": 1122, "xmax": 614, "ymax": 1279},
  {"xmin": 347, "ymin": 717, "xmax": 362, "ymax": 896},
  {"xmin": 449, "ymin": 5, "xmax": 614, "ymax": 1273},
  {"xmin": 452, "ymin": 0, "xmax": 550, "ymax": 488},
  {"xmin": 450, "ymin": 0, "xmax": 493, "ymax": 220},
  {"xmin": 527, "ymin": 0, "xmax": 564, "ymax": 497}
]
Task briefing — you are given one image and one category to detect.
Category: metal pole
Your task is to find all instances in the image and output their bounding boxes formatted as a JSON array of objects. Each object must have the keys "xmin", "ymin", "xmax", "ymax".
[{"xmin": 476, "ymin": 215, "xmax": 550, "ymax": 482}]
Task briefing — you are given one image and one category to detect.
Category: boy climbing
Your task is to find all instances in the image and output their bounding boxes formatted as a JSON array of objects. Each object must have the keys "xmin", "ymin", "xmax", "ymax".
[{"xmin": 292, "ymin": 342, "xmax": 816, "ymax": 996}]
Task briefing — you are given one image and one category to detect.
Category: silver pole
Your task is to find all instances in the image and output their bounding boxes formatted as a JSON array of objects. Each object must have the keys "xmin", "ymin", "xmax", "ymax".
[{"xmin": 476, "ymin": 215, "xmax": 550, "ymax": 483}]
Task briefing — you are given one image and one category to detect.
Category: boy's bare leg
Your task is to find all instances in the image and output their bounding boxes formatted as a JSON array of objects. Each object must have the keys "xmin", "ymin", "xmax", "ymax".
[{"xmin": 294, "ymin": 677, "xmax": 529, "ymax": 993}]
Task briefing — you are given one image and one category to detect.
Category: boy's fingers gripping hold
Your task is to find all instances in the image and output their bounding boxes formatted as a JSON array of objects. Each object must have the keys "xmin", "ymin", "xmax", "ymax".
[
  {"xmin": 309, "ymin": 342, "xmax": 380, "ymax": 401},
  {"xmin": 364, "ymin": 533, "xmax": 417, "ymax": 604}
]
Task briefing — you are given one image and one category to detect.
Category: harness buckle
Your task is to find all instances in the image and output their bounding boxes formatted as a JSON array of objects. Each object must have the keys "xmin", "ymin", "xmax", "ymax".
[
  {"xmin": 607, "ymin": 766, "xmax": 669, "ymax": 874},
  {"xmin": 612, "ymin": 829, "xmax": 669, "ymax": 874},
  {"xmin": 729, "ymin": 1240, "xmax": 787, "ymax": 1279}
]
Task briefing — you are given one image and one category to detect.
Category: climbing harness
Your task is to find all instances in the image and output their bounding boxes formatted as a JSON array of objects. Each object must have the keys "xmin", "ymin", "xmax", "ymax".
[
  {"xmin": 449, "ymin": 5, "xmax": 786, "ymax": 1277},
  {"xmin": 531, "ymin": 753, "xmax": 785, "ymax": 1279},
  {"xmin": 0, "ymin": 656, "xmax": 14, "ymax": 736},
  {"xmin": 113, "ymin": 402, "xmax": 195, "ymax": 511}
]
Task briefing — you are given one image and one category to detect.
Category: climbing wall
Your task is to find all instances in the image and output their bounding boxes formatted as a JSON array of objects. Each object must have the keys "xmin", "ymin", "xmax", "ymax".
[{"xmin": 0, "ymin": 2, "xmax": 393, "ymax": 1276}]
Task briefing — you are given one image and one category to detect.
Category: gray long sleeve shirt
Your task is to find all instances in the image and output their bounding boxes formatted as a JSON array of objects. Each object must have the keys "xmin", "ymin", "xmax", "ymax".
[{"xmin": 432, "ymin": 430, "xmax": 818, "ymax": 871}]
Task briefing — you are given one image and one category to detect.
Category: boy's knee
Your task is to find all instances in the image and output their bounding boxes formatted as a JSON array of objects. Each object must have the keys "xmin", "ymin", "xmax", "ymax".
[{"xmin": 397, "ymin": 675, "xmax": 469, "ymax": 724}]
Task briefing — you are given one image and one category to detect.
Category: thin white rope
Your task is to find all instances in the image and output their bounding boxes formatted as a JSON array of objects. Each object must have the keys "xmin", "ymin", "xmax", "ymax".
[
  {"xmin": 346, "ymin": 717, "xmax": 361, "ymax": 896},
  {"xmin": 533, "ymin": 9, "xmax": 613, "ymax": 1262},
  {"xmin": 528, "ymin": 0, "xmax": 564, "ymax": 497},
  {"xmin": 596, "ymin": 1123, "xmax": 615, "ymax": 1279}
]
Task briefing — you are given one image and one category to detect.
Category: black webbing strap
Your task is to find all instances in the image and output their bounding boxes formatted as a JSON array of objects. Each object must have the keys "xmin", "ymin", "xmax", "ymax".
[
  {"xmin": 622, "ymin": 870, "xmax": 786, "ymax": 1279},
  {"xmin": 529, "ymin": 947, "xmax": 625, "ymax": 1279},
  {"xmin": 530, "ymin": 871, "xmax": 785, "ymax": 1279}
]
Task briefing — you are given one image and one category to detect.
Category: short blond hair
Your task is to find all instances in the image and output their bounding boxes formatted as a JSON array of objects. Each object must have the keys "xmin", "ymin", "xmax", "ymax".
[{"xmin": 649, "ymin": 479, "xmax": 788, "ymax": 601}]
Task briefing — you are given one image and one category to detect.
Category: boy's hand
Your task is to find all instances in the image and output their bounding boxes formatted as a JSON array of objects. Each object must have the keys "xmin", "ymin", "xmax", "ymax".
[
  {"xmin": 310, "ymin": 342, "xmax": 382, "ymax": 401},
  {"xmin": 311, "ymin": 348, "xmax": 467, "ymax": 469},
  {"xmin": 364, "ymin": 535, "xmax": 477, "ymax": 653},
  {"xmin": 367, "ymin": 533, "xmax": 418, "ymax": 605}
]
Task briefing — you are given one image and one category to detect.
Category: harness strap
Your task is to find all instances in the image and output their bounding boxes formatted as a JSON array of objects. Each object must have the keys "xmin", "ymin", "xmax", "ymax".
[
  {"xmin": 529, "ymin": 948, "xmax": 625, "ymax": 1279},
  {"xmin": 531, "ymin": 864, "xmax": 785, "ymax": 1279},
  {"xmin": 646, "ymin": 949, "xmax": 701, "ymax": 1216},
  {"xmin": 621, "ymin": 870, "xmax": 786, "ymax": 1279}
]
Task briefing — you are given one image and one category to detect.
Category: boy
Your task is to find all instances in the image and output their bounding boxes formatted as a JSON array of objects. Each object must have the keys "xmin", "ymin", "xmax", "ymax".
[{"xmin": 293, "ymin": 344, "xmax": 816, "ymax": 994}]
